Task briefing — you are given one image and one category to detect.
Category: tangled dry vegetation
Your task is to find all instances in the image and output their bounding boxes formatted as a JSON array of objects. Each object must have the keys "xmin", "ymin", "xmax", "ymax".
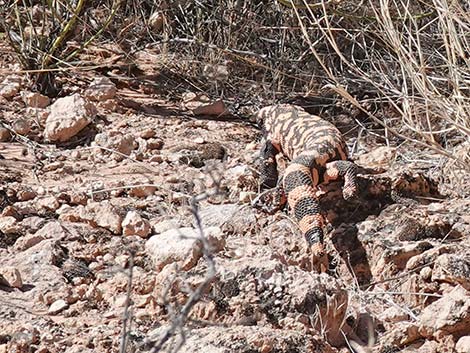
[{"xmin": 0, "ymin": 0, "xmax": 469, "ymax": 353}]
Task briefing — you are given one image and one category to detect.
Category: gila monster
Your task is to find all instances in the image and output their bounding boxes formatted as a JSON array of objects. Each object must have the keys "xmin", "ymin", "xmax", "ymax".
[{"xmin": 253, "ymin": 104, "xmax": 358, "ymax": 268}]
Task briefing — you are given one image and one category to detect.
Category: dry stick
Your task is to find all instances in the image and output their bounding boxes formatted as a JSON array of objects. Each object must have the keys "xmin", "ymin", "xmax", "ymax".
[
  {"xmin": 78, "ymin": 146, "xmax": 193, "ymax": 199},
  {"xmin": 119, "ymin": 251, "xmax": 135, "ymax": 353},
  {"xmin": 63, "ymin": 0, "xmax": 122, "ymax": 65},
  {"xmin": 149, "ymin": 191, "xmax": 216, "ymax": 353},
  {"xmin": 0, "ymin": 132, "xmax": 193, "ymax": 202},
  {"xmin": 41, "ymin": 0, "xmax": 86, "ymax": 68},
  {"xmin": 360, "ymin": 262, "xmax": 434, "ymax": 290}
]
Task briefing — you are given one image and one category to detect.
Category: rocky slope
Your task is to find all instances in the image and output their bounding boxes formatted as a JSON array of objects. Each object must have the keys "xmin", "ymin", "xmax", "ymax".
[{"xmin": 0, "ymin": 70, "xmax": 469, "ymax": 353}]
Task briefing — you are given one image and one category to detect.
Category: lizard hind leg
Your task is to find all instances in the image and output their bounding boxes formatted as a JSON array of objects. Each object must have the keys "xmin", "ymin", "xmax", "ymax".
[
  {"xmin": 283, "ymin": 161, "xmax": 328, "ymax": 272},
  {"xmin": 283, "ymin": 163, "xmax": 325, "ymax": 246}
]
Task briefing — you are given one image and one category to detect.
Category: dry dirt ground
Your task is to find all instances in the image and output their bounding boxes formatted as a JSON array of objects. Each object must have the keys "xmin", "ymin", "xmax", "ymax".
[{"xmin": 1, "ymin": 54, "xmax": 470, "ymax": 352}]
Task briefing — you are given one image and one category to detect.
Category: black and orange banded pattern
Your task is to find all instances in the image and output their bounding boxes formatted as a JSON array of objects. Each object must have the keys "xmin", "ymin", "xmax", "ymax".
[{"xmin": 255, "ymin": 104, "xmax": 358, "ymax": 253}]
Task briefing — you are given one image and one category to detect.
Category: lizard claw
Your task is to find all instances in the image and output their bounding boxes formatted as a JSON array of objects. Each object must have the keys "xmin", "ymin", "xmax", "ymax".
[
  {"xmin": 252, "ymin": 188, "xmax": 286, "ymax": 214},
  {"xmin": 310, "ymin": 243, "xmax": 328, "ymax": 273}
]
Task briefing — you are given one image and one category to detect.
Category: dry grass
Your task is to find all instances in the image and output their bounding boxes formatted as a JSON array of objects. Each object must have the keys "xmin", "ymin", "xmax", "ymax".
[
  {"xmin": 0, "ymin": 0, "xmax": 121, "ymax": 95},
  {"xmin": 282, "ymin": 0, "xmax": 469, "ymax": 168},
  {"xmin": 131, "ymin": 0, "xmax": 469, "ymax": 170},
  {"xmin": 1, "ymin": 0, "xmax": 469, "ymax": 170}
]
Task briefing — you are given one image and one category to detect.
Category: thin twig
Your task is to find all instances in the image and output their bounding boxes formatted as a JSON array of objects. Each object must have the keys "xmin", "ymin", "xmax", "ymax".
[{"xmin": 149, "ymin": 188, "xmax": 217, "ymax": 353}]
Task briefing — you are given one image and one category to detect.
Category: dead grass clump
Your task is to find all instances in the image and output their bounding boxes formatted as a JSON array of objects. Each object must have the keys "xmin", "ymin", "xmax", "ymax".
[
  {"xmin": 0, "ymin": 0, "xmax": 121, "ymax": 96},
  {"xmin": 291, "ymin": 0, "xmax": 469, "ymax": 170}
]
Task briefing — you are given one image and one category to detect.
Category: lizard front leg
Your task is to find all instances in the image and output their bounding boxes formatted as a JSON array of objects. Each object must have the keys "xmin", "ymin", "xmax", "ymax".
[
  {"xmin": 253, "ymin": 139, "xmax": 287, "ymax": 213},
  {"xmin": 324, "ymin": 160, "xmax": 358, "ymax": 200},
  {"xmin": 283, "ymin": 160, "xmax": 328, "ymax": 272},
  {"xmin": 258, "ymin": 139, "xmax": 281, "ymax": 189}
]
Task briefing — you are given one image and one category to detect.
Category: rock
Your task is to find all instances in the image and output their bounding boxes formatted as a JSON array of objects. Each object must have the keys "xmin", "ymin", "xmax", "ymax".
[
  {"xmin": 113, "ymin": 294, "xmax": 129, "ymax": 308},
  {"xmin": 86, "ymin": 202, "xmax": 123, "ymax": 234},
  {"xmin": 64, "ymin": 346, "xmax": 94, "ymax": 353},
  {"xmin": 192, "ymin": 100, "xmax": 228, "ymax": 116},
  {"xmin": 38, "ymin": 221, "xmax": 68, "ymax": 238},
  {"xmin": 456, "ymin": 336, "xmax": 470, "ymax": 353},
  {"xmin": 151, "ymin": 219, "xmax": 181, "ymax": 234},
  {"xmin": 122, "ymin": 211, "xmax": 151, "ymax": 238},
  {"xmin": 419, "ymin": 286, "xmax": 470, "ymax": 339},
  {"xmin": 406, "ymin": 245, "xmax": 452, "ymax": 271},
  {"xmin": 93, "ymin": 132, "xmax": 137, "ymax": 157},
  {"xmin": 399, "ymin": 340, "xmax": 441, "ymax": 353},
  {"xmin": 420, "ymin": 266, "xmax": 433, "ymax": 281},
  {"xmin": 0, "ymin": 127, "xmax": 11, "ymax": 141},
  {"xmin": 44, "ymin": 94, "xmax": 96, "ymax": 142},
  {"xmin": 97, "ymin": 98, "xmax": 118, "ymax": 112},
  {"xmin": 20, "ymin": 216, "xmax": 46, "ymax": 233},
  {"xmin": 163, "ymin": 244, "xmax": 349, "ymax": 346},
  {"xmin": 0, "ymin": 266, "xmax": 23, "ymax": 288},
  {"xmin": 7, "ymin": 200, "xmax": 37, "ymax": 216},
  {"xmin": 372, "ymin": 241, "xmax": 434, "ymax": 278},
  {"xmin": 356, "ymin": 146, "xmax": 397, "ymax": 170},
  {"xmin": 380, "ymin": 322, "xmax": 422, "ymax": 348},
  {"xmin": 25, "ymin": 107, "xmax": 49, "ymax": 125},
  {"xmin": 132, "ymin": 267, "xmax": 156, "ymax": 296},
  {"xmin": 1, "ymin": 239, "xmax": 67, "ymax": 317},
  {"xmin": 146, "ymin": 138, "xmax": 164, "ymax": 150},
  {"xmin": 225, "ymin": 165, "xmax": 258, "ymax": 195},
  {"xmin": 145, "ymin": 326, "xmax": 336, "ymax": 353},
  {"xmin": 145, "ymin": 226, "xmax": 224, "ymax": 271},
  {"xmin": 0, "ymin": 216, "xmax": 19, "ymax": 234},
  {"xmin": 220, "ymin": 205, "xmax": 258, "ymax": 237},
  {"xmin": 431, "ymin": 254, "xmax": 470, "ymax": 290},
  {"xmin": 128, "ymin": 185, "xmax": 156, "ymax": 198},
  {"xmin": 0, "ymin": 205, "xmax": 18, "ymax": 218},
  {"xmin": 69, "ymin": 191, "xmax": 88, "ymax": 205},
  {"xmin": 140, "ymin": 128, "xmax": 155, "ymax": 139},
  {"xmin": 84, "ymin": 77, "xmax": 116, "ymax": 101},
  {"xmin": 174, "ymin": 142, "xmax": 225, "ymax": 168},
  {"xmin": 21, "ymin": 91, "xmax": 50, "ymax": 108},
  {"xmin": 380, "ymin": 306, "xmax": 410, "ymax": 324},
  {"xmin": 4, "ymin": 325, "xmax": 40, "ymax": 352},
  {"xmin": 182, "ymin": 93, "xmax": 228, "ymax": 116},
  {"xmin": 70, "ymin": 149, "xmax": 81, "ymax": 160},
  {"xmin": 42, "ymin": 161, "xmax": 64, "ymax": 172},
  {"xmin": 14, "ymin": 233, "xmax": 46, "ymax": 251},
  {"xmin": 59, "ymin": 201, "xmax": 123, "ymax": 234},
  {"xmin": 11, "ymin": 118, "xmax": 31, "ymax": 135},
  {"xmin": 198, "ymin": 204, "xmax": 240, "ymax": 228},
  {"xmin": 0, "ymin": 75, "xmax": 21, "ymax": 98},
  {"xmin": 48, "ymin": 299, "xmax": 68, "ymax": 315},
  {"xmin": 16, "ymin": 189, "xmax": 37, "ymax": 201},
  {"xmin": 288, "ymin": 272, "xmax": 348, "ymax": 346},
  {"xmin": 36, "ymin": 196, "xmax": 60, "ymax": 211}
]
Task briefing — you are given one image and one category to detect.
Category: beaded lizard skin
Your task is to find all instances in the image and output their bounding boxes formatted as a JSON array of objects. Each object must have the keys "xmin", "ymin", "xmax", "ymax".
[{"xmin": 253, "ymin": 104, "xmax": 358, "ymax": 270}]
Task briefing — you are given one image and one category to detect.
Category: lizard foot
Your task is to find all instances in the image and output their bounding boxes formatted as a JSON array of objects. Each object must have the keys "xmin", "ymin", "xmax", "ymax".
[
  {"xmin": 310, "ymin": 243, "xmax": 328, "ymax": 273},
  {"xmin": 252, "ymin": 188, "xmax": 287, "ymax": 214}
]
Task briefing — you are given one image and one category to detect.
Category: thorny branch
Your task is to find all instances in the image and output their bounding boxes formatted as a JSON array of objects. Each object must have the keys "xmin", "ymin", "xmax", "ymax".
[{"xmin": 147, "ymin": 188, "xmax": 218, "ymax": 353}]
